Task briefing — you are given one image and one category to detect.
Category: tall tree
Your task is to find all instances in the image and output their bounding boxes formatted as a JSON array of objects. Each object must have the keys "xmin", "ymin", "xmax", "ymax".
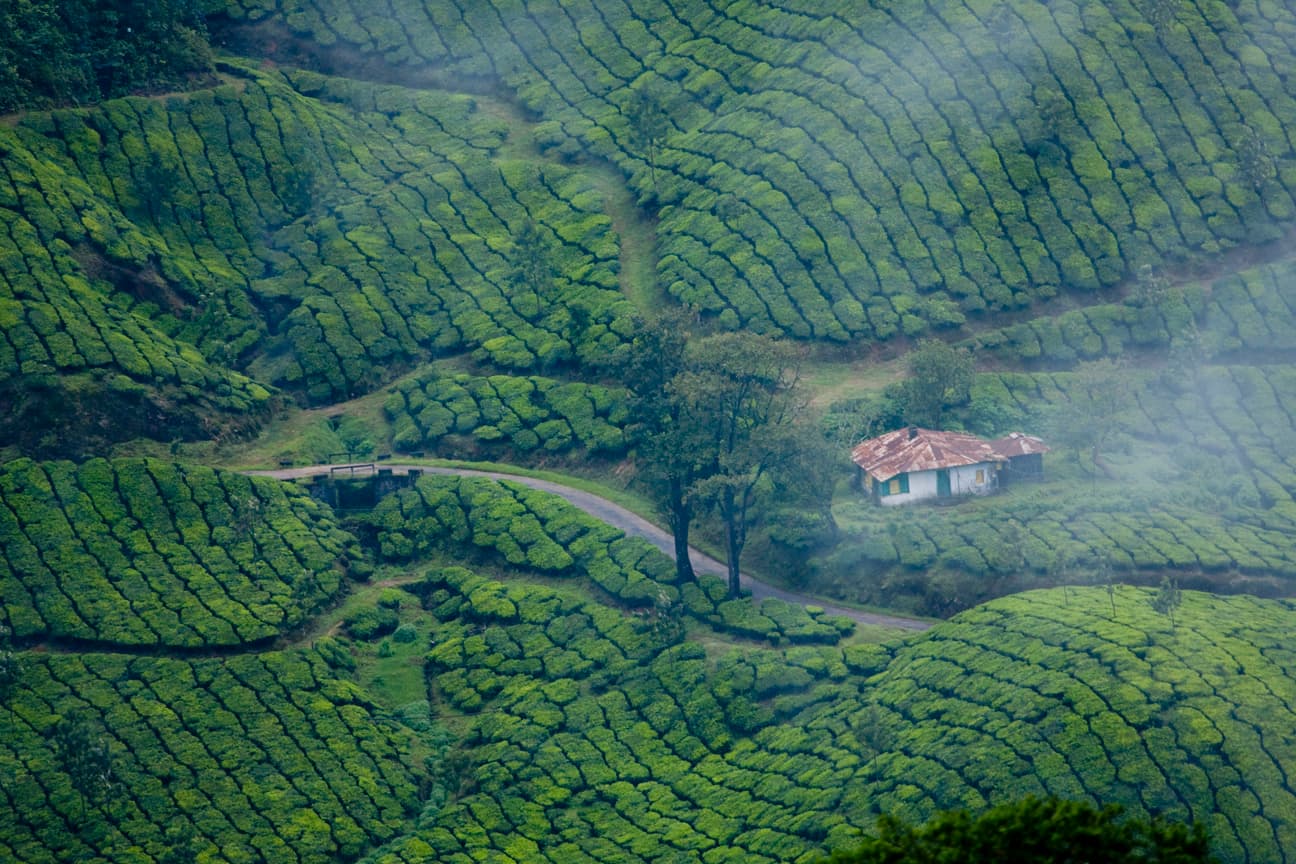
[
  {"xmin": 900, "ymin": 339, "xmax": 974, "ymax": 428},
  {"xmin": 621, "ymin": 321, "xmax": 808, "ymax": 592},
  {"xmin": 626, "ymin": 84, "xmax": 671, "ymax": 203},
  {"xmin": 0, "ymin": 625, "xmax": 20, "ymax": 729},
  {"xmin": 679, "ymin": 333, "xmax": 805, "ymax": 597},
  {"xmin": 620, "ymin": 313, "xmax": 702, "ymax": 583},
  {"xmin": 1237, "ymin": 125, "xmax": 1276, "ymax": 192},
  {"xmin": 1152, "ymin": 575, "xmax": 1183, "ymax": 631}
]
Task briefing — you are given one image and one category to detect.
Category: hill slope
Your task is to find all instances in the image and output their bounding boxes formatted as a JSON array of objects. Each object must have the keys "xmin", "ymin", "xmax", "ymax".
[{"xmin": 217, "ymin": 0, "xmax": 1296, "ymax": 338}]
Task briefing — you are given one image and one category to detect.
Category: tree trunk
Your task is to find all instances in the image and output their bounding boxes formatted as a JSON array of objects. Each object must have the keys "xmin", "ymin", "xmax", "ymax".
[
  {"xmin": 666, "ymin": 475, "xmax": 695, "ymax": 583},
  {"xmin": 723, "ymin": 488, "xmax": 742, "ymax": 598},
  {"xmin": 672, "ymin": 518, "xmax": 694, "ymax": 583}
]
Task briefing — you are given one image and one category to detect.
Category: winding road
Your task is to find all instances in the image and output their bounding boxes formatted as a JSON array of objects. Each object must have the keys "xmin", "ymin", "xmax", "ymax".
[{"xmin": 246, "ymin": 463, "xmax": 933, "ymax": 633}]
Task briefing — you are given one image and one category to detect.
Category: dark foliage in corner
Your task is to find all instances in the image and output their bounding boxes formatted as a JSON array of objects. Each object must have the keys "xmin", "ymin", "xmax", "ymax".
[
  {"xmin": 824, "ymin": 796, "xmax": 1213, "ymax": 864},
  {"xmin": 0, "ymin": 0, "xmax": 213, "ymax": 111}
]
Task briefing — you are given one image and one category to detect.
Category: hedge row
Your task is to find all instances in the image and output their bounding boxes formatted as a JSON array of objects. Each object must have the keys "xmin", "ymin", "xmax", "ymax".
[
  {"xmin": 362, "ymin": 571, "xmax": 1291, "ymax": 863},
  {"xmin": 362, "ymin": 474, "xmax": 850, "ymax": 644},
  {"xmin": 222, "ymin": 0, "xmax": 1296, "ymax": 339},
  {"xmin": 0, "ymin": 458, "xmax": 360, "ymax": 647},
  {"xmin": 0, "ymin": 648, "xmax": 422, "ymax": 864},
  {"xmin": 817, "ymin": 587, "xmax": 1296, "ymax": 863},
  {"xmin": 384, "ymin": 370, "xmax": 629, "ymax": 457},
  {"xmin": 969, "ymin": 255, "xmax": 1296, "ymax": 365},
  {"xmin": 365, "ymin": 565, "xmax": 883, "ymax": 864},
  {"xmin": 2, "ymin": 62, "xmax": 635, "ymax": 437}
]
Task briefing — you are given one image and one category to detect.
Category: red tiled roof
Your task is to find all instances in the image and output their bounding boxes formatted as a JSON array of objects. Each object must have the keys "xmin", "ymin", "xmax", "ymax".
[
  {"xmin": 851, "ymin": 427, "xmax": 1048, "ymax": 481},
  {"xmin": 986, "ymin": 431, "xmax": 1049, "ymax": 458}
]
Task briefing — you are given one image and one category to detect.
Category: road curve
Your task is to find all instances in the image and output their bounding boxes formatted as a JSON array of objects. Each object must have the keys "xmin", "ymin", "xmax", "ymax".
[{"xmin": 246, "ymin": 463, "xmax": 933, "ymax": 633}]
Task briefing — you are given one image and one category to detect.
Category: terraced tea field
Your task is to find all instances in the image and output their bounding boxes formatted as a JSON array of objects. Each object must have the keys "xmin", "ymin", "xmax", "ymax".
[{"xmin": 219, "ymin": 0, "xmax": 1296, "ymax": 339}]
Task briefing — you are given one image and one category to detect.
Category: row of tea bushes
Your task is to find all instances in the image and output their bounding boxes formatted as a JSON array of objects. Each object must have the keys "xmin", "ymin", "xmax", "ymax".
[
  {"xmin": 370, "ymin": 566, "xmax": 874, "ymax": 863},
  {"xmin": 223, "ymin": 0, "xmax": 1296, "ymax": 339},
  {"xmin": 362, "ymin": 570, "xmax": 1296, "ymax": 863},
  {"xmin": 818, "ymin": 588, "xmax": 1296, "ymax": 863},
  {"xmin": 969, "ymin": 255, "xmax": 1296, "ymax": 365},
  {"xmin": 0, "ymin": 458, "xmax": 360, "ymax": 647},
  {"xmin": 0, "ymin": 648, "xmax": 422, "ymax": 864},
  {"xmin": 2, "ymin": 63, "xmax": 635, "ymax": 430},
  {"xmin": 384, "ymin": 370, "xmax": 629, "ymax": 457},
  {"xmin": 362, "ymin": 474, "xmax": 850, "ymax": 643}
]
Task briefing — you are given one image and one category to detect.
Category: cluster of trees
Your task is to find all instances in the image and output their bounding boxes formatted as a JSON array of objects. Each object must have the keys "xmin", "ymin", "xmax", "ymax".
[
  {"xmin": 824, "ymin": 797, "xmax": 1212, "ymax": 863},
  {"xmin": 0, "ymin": 0, "xmax": 212, "ymax": 111},
  {"xmin": 618, "ymin": 315, "xmax": 833, "ymax": 596}
]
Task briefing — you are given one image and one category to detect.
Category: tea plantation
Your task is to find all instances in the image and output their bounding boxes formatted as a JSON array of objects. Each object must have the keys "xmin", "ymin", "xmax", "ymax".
[
  {"xmin": 218, "ymin": 0, "xmax": 1296, "ymax": 338},
  {"xmin": 0, "ymin": 63, "xmax": 634, "ymax": 450},
  {"xmin": 5, "ymin": 0, "xmax": 1296, "ymax": 861},
  {"xmin": 336, "ymin": 571, "xmax": 1296, "ymax": 864},
  {"xmin": 2, "ymin": 457, "xmax": 1296, "ymax": 863},
  {"xmin": 0, "ymin": 649, "xmax": 423, "ymax": 864},
  {"xmin": 0, "ymin": 458, "xmax": 360, "ymax": 647}
]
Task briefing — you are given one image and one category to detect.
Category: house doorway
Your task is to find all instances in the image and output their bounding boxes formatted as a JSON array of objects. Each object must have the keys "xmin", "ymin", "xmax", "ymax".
[{"xmin": 936, "ymin": 468, "xmax": 951, "ymax": 497}]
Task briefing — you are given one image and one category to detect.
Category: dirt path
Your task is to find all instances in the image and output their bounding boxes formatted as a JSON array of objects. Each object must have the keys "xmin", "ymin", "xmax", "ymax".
[{"xmin": 247, "ymin": 463, "xmax": 933, "ymax": 632}]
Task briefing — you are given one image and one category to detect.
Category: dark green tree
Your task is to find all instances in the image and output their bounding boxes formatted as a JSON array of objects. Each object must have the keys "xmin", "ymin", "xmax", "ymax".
[
  {"xmin": 0, "ymin": 626, "xmax": 20, "ymax": 729},
  {"xmin": 680, "ymin": 332, "xmax": 806, "ymax": 597},
  {"xmin": 508, "ymin": 219, "xmax": 558, "ymax": 304},
  {"xmin": 900, "ymin": 339, "xmax": 974, "ymax": 428},
  {"xmin": 158, "ymin": 821, "xmax": 201, "ymax": 864},
  {"xmin": 823, "ymin": 796, "xmax": 1214, "ymax": 863},
  {"xmin": 1144, "ymin": 0, "xmax": 1182, "ymax": 41},
  {"xmin": 51, "ymin": 712, "xmax": 115, "ymax": 819},
  {"xmin": 1132, "ymin": 263, "xmax": 1173, "ymax": 309},
  {"xmin": 620, "ymin": 313, "xmax": 702, "ymax": 583},
  {"xmin": 1237, "ymin": 126, "xmax": 1276, "ymax": 192},
  {"xmin": 0, "ymin": 0, "xmax": 212, "ymax": 111}
]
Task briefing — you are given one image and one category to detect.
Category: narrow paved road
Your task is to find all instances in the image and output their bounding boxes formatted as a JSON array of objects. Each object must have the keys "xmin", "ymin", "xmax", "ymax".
[{"xmin": 246, "ymin": 463, "xmax": 933, "ymax": 632}]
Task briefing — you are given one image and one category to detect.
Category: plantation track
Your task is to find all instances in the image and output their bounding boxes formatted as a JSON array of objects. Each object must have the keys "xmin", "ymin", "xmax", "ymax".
[{"xmin": 247, "ymin": 463, "xmax": 933, "ymax": 631}]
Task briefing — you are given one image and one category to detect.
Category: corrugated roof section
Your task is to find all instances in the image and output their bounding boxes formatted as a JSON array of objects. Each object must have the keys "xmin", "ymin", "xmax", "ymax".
[{"xmin": 851, "ymin": 427, "xmax": 1048, "ymax": 481}]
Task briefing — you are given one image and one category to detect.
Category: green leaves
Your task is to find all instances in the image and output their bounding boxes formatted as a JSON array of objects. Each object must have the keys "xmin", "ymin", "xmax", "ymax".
[
  {"xmin": 0, "ymin": 458, "xmax": 357, "ymax": 647},
  {"xmin": 826, "ymin": 796, "xmax": 1212, "ymax": 864}
]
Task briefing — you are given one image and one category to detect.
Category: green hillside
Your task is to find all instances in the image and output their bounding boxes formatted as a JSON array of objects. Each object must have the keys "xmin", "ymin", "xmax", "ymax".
[
  {"xmin": 217, "ymin": 0, "xmax": 1296, "ymax": 339},
  {"xmin": 0, "ymin": 457, "xmax": 360, "ymax": 647},
  {"xmin": 4, "ymin": 0, "xmax": 1296, "ymax": 862},
  {"xmin": 0, "ymin": 65, "xmax": 632, "ymax": 452},
  {"xmin": 4, "ymin": 469, "xmax": 1296, "ymax": 863},
  {"xmin": 260, "ymin": 569, "xmax": 1296, "ymax": 864},
  {"xmin": 0, "ymin": 649, "xmax": 423, "ymax": 864}
]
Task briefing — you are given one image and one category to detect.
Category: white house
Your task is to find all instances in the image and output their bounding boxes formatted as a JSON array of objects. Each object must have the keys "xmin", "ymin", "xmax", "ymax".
[{"xmin": 851, "ymin": 427, "xmax": 1048, "ymax": 506}]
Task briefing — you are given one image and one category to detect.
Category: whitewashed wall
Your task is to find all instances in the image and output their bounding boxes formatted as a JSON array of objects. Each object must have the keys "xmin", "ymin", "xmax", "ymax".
[
  {"xmin": 878, "ymin": 463, "xmax": 996, "ymax": 506},
  {"xmin": 949, "ymin": 462, "xmax": 996, "ymax": 497},
  {"xmin": 879, "ymin": 469, "xmax": 938, "ymax": 506}
]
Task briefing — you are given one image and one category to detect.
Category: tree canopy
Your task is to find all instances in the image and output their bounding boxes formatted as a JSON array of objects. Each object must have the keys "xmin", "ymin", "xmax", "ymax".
[
  {"xmin": 900, "ymin": 339, "xmax": 974, "ymax": 428},
  {"xmin": 0, "ymin": 0, "xmax": 212, "ymax": 111},
  {"xmin": 825, "ymin": 796, "xmax": 1214, "ymax": 864}
]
